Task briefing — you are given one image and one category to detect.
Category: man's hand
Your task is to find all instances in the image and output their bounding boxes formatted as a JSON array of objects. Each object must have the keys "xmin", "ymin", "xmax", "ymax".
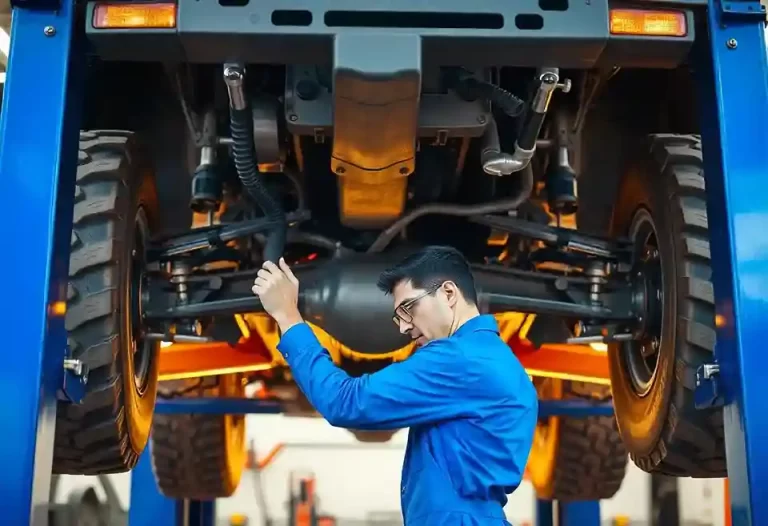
[{"xmin": 252, "ymin": 258, "xmax": 303, "ymax": 332}]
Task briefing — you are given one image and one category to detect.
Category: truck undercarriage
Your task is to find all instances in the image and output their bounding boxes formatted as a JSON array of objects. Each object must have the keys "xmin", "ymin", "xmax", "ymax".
[{"xmin": 54, "ymin": 0, "xmax": 723, "ymax": 503}]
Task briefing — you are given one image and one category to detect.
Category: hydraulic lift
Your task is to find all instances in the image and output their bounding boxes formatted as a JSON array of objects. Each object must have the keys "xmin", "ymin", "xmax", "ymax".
[{"xmin": 0, "ymin": 0, "xmax": 766, "ymax": 523}]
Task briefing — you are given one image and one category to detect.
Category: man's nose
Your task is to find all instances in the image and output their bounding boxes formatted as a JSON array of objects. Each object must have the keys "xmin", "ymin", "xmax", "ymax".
[{"xmin": 398, "ymin": 319, "xmax": 412, "ymax": 335}]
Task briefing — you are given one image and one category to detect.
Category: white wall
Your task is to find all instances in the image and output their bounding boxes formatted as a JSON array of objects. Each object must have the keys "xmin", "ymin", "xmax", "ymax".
[{"xmin": 53, "ymin": 414, "xmax": 728, "ymax": 525}]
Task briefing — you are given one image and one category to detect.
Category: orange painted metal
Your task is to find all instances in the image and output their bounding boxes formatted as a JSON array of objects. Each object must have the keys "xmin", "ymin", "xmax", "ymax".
[
  {"xmin": 157, "ymin": 337, "xmax": 273, "ymax": 380},
  {"xmin": 158, "ymin": 334, "xmax": 609, "ymax": 383},
  {"xmin": 158, "ymin": 316, "xmax": 609, "ymax": 384},
  {"xmin": 511, "ymin": 336, "xmax": 611, "ymax": 384}
]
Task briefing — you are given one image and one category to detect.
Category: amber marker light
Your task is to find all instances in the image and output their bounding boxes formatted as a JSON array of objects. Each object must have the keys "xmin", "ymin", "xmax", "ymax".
[
  {"xmin": 93, "ymin": 2, "xmax": 177, "ymax": 29},
  {"xmin": 609, "ymin": 8, "xmax": 687, "ymax": 37}
]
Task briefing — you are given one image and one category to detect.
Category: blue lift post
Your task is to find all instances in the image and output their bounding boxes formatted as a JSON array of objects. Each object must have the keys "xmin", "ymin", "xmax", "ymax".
[
  {"xmin": 0, "ymin": 0, "xmax": 766, "ymax": 522},
  {"xmin": 0, "ymin": 0, "xmax": 85, "ymax": 522},
  {"xmin": 695, "ymin": 1, "xmax": 768, "ymax": 525}
]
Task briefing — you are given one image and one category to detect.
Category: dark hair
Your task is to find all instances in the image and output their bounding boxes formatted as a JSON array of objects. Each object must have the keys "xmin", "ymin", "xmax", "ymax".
[{"xmin": 376, "ymin": 245, "xmax": 478, "ymax": 304}]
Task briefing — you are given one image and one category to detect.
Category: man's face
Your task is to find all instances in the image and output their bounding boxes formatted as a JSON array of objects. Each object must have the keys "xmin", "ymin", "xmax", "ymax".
[{"xmin": 391, "ymin": 279, "xmax": 458, "ymax": 346}]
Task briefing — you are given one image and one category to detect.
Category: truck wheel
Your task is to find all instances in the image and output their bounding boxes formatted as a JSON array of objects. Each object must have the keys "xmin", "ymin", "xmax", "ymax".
[
  {"xmin": 527, "ymin": 379, "xmax": 627, "ymax": 500},
  {"xmin": 608, "ymin": 134, "xmax": 726, "ymax": 476},
  {"xmin": 151, "ymin": 374, "xmax": 247, "ymax": 499},
  {"xmin": 54, "ymin": 131, "xmax": 160, "ymax": 474}
]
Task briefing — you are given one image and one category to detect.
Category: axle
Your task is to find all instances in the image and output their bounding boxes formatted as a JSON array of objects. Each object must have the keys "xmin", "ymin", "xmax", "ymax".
[{"xmin": 141, "ymin": 250, "xmax": 653, "ymax": 353}]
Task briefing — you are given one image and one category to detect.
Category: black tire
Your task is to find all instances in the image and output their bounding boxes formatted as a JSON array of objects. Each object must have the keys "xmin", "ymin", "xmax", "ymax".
[
  {"xmin": 150, "ymin": 374, "xmax": 247, "ymax": 499},
  {"xmin": 54, "ymin": 131, "xmax": 161, "ymax": 475},
  {"xmin": 527, "ymin": 379, "xmax": 627, "ymax": 501},
  {"xmin": 608, "ymin": 134, "xmax": 726, "ymax": 477}
]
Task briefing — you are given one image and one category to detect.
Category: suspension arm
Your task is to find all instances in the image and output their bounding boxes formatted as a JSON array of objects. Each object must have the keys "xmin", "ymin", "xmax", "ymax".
[{"xmin": 143, "ymin": 257, "xmax": 640, "ymax": 323}]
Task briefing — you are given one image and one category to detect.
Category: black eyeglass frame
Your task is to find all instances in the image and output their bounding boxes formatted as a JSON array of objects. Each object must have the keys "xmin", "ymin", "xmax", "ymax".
[{"xmin": 392, "ymin": 283, "xmax": 443, "ymax": 326}]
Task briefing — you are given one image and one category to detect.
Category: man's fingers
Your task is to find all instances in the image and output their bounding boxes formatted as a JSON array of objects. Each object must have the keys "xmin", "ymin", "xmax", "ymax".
[
  {"xmin": 279, "ymin": 257, "xmax": 299, "ymax": 285},
  {"xmin": 262, "ymin": 260, "xmax": 280, "ymax": 274},
  {"xmin": 257, "ymin": 268, "xmax": 272, "ymax": 280},
  {"xmin": 253, "ymin": 276, "xmax": 268, "ymax": 290}
]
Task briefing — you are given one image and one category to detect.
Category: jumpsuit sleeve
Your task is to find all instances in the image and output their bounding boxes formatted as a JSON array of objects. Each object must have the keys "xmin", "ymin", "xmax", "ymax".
[{"xmin": 277, "ymin": 322, "xmax": 477, "ymax": 431}]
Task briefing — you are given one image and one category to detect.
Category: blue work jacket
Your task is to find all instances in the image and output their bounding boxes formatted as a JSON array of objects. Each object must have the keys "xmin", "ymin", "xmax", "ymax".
[{"xmin": 277, "ymin": 314, "xmax": 539, "ymax": 525}]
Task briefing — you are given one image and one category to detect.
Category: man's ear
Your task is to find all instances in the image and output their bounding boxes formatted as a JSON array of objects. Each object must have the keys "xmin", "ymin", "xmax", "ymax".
[{"xmin": 443, "ymin": 281, "xmax": 460, "ymax": 307}]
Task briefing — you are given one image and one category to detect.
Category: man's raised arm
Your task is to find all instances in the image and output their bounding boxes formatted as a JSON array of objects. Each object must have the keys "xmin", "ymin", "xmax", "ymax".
[{"xmin": 277, "ymin": 321, "xmax": 475, "ymax": 430}]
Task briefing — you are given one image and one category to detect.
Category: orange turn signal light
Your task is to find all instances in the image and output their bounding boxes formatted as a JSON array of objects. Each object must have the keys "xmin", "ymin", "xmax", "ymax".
[
  {"xmin": 609, "ymin": 8, "xmax": 687, "ymax": 37},
  {"xmin": 93, "ymin": 2, "xmax": 177, "ymax": 29}
]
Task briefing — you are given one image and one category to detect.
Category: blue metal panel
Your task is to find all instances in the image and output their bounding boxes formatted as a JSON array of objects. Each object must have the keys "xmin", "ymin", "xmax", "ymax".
[
  {"xmin": 128, "ymin": 445, "xmax": 179, "ymax": 526},
  {"xmin": 153, "ymin": 397, "xmax": 610, "ymax": 417},
  {"xmin": 188, "ymin": 500, "xmax": 216, "ymax": 526},
  {"xmin": 537, "ymin": 400, "xmax": 613, "ymax": 418},
  {"xmin": 535, "ymin": 499, "xmax": 554, "ymax": 526},
  {"xmin": 558, "ymin": 500, "xmax": 601, "ymax": 526},
  {"xmin": 695, "ymin": 1, "xmax": 768, "ymax": 524},
  {"xmin": 154, "ymin": 397, "xmax": 284, "ymax": 414},
  {"xmin": 0, "ymin": 1, "xmax": 85, "ymax": 524}
]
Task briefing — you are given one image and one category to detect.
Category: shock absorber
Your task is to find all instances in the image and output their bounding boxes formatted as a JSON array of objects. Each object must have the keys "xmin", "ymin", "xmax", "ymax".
[
  {"xmin": 190, "ymin": 108, "xmax": 222, "ymax": 224},
  {"xmin": 223, "ymin": 63, "xmax": 287, "ymax": 263}
]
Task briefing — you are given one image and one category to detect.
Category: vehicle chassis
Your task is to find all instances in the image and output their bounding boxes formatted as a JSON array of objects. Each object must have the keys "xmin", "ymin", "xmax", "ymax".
[{"xmin": 1, "ymin": 0, "xmax": 767, "ymax": 521}]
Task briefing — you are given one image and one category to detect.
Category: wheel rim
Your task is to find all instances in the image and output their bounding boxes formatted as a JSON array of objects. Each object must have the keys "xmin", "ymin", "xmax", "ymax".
[
  {"xmin": 130, "ymin": 207, "xmax": 154, "ymax": 395},
  {"xmin": 622, "ymin": 208, "xmax": 664, "ymax": 397}
]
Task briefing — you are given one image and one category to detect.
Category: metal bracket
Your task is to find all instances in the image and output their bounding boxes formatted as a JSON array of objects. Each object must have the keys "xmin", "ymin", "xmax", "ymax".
[
  {"xmin": 719, "ymin": 0, "xmax": 767, "ymax": 18},
  {"xmin": 58, "ymin": 352, "xmax": 89, "ymax": 404},
  {"xmin": 694, "ymin": 362, "xmax": 724, "ymax": 409}
]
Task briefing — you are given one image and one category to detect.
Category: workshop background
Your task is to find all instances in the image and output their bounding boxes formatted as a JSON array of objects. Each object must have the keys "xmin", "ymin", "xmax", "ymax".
[{"xmin": 51, "ymin": 413, "xmax": 728, "ymax": 526}]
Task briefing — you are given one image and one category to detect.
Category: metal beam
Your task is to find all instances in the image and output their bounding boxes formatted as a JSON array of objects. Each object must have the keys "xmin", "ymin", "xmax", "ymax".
[
  {"xmin": 695, "ymin": 2, "xmax": 768, "ymax": 525},
  {"xmin": 0, "ymin": 0, "xmax": 84, "ymax": 523},
  {"xmin": 558, "ymin": 501, "xmax": 601, "ymax": 526},
  {"xmin": 154, "ymin": 397, "xmax": 284, "ymax": 415},
  {"xmin": 128, "ymin": 447, "xmax": 178, "ymax": 526},
  {"xmin": 129, "ymin": 447, "xmax": 217, "ymax": 526},
  {"xmin": 153, "ymin": 397, "xmax": 612, "ymax": 417}
]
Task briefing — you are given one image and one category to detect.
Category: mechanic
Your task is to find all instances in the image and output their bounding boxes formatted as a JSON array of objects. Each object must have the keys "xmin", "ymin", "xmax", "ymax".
[{"xmin": 252, "ymin": 245, "xmax": 539, "ymax": 525}]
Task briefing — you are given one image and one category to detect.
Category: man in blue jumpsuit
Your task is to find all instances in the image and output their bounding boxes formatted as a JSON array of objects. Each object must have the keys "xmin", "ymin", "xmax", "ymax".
[{"xmin": 252, "ymin": 245, "xmax": 539, "ymax": 525}]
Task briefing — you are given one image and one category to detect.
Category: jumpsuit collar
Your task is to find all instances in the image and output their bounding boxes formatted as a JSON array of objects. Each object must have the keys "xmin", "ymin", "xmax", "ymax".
[{"xmin": 453, "ymin": 314, "xmax": 499, "ymax": 338}]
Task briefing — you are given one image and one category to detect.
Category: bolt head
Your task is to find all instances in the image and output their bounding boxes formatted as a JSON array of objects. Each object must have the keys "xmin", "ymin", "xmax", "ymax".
[
  {"xmin": 727, "ymin": 38, "xmax": 738, "ymax": 49},
  {"xmin": 43, "ymin": 25, "xmax": 55, "ymax": 36}
]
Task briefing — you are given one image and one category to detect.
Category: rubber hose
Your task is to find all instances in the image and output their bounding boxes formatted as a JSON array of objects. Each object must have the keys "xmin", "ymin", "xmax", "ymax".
[
  {"xmin": 469, "ymin": 79, "xmax": 526, "ymax": 118},
  {"xmin": 229, "ymin": 105, "xmax": 287, "ymax": 263},
  {"xmin": 367, "ymin": 163, "xmax": 534, "ymax": 253}
]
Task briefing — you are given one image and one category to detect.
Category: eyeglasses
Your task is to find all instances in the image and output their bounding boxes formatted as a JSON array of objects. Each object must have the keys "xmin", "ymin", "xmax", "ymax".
[{"xmin": 392, "ymin": 284, "xmax": 441, "ymax": 326}]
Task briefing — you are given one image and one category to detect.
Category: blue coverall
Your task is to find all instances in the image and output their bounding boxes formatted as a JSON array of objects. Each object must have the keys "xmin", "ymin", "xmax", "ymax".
[{"xmin": 277, "ymin": 314, "xmax": 539, "ymax": 525}]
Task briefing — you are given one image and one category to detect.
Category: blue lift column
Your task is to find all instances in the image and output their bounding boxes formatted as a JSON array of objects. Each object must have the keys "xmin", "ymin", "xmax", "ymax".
[
  {"xmin": 696, "ymin": 0, "xmax": 768, "ymax": 524},
  {"xmin": 0, "ymin": 0, "xmax": 84, "ymax": 522}
]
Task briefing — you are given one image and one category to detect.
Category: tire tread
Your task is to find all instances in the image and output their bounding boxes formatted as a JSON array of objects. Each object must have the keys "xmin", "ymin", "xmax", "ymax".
[
  {"xmin": 549, "ymin": 382, "xmax": 628, "ymax": 501},
  {"xmin": 54, "ymin": 131, "xmax": 147, "ymax": 475},
  {"xmin": 630, "ymin": 134, "xmax": 726, "ymax": 477}
]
